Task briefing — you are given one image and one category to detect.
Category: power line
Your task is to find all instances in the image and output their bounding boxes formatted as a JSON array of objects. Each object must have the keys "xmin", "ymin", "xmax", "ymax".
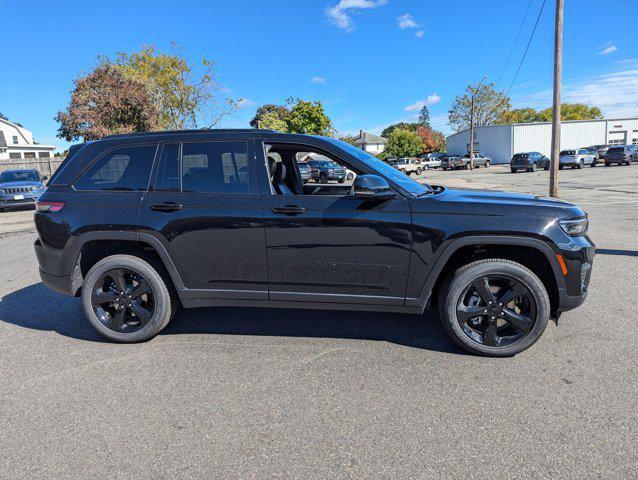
[
  {"xmin": 495, "ymin": 0, "xmax": 533, "ymax": 88},
  {"xmin": 505, "ymin": 0, "xmax": 547, "ymax": 98}
]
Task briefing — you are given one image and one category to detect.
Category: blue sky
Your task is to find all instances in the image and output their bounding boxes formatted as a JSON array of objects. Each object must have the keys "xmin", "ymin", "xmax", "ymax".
[{"xmin": 1, "ymin": 0, "xmax": 637, "ymax": 151}]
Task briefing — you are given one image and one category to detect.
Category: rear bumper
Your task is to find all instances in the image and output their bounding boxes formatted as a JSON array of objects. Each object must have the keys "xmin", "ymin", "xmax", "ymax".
[{"xmin": 39, "ymin": 269, "xmax": 75, "ymax": 296}]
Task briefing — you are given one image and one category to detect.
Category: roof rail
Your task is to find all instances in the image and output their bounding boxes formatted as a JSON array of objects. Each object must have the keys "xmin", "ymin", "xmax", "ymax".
[{"xmin": 101, "ymin": 128, "xmax": 277, "ymax": 140}]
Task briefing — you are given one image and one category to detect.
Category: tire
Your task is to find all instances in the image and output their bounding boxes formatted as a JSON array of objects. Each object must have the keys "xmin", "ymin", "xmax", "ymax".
[
  {"xmin": 626, "ymin": 158, "xmax": 632, "ymax": 166},
  {"xmin": 319, "ymin": 173, "xmax": 328, "ymax": 183},
  {"xmin": 591, "ymin": 159, "xmax": 597, "ymax": 167},
  {"xmin": 81, "ymin": 254, "xmax": 176, "ymax": 343},
  {"xmin": 442, "ymin": 168, "xmax": 448, "ymax": 171},
  {"xmin": 438, "ymin": 258, "xmax": 550, "ymax": 357},
  {"xmin": 465, "ymin": 163, "xmax": 471, "ymax": 170},
  {"xmin": 484, "ymin": 160, "xmax": 491, "ymax": 167},
  {"xmin": 559, "ymin": 165, "xmax": 564, "ymax": 170},
  {"xmin": 423, "ymin": 164, "xmax": 429, "ymax": 171},
  {"xmin": 544, "ymin": 163, "xmax": 550, "ymax": 171},
  {"xmin": 605, "ymin": 162, "xmax": 610, "ymax": 167},
  {"xmin": 338, "ymin": 178, "xmax": 345, "ymax": 183},
  {"xmin": 577, "ymin": 159, "xmax": 583, "ymax": 169},
  {"xmin": 416, "ymin": 167, "xmax": 423, "ymax": 175},
  {"xmin": 531, "ymin": 163, "xmax": 537, "ymax": 172},
  {"xmin": 511, "ymin": 168, "xmax": 517, "ymax": 173}
]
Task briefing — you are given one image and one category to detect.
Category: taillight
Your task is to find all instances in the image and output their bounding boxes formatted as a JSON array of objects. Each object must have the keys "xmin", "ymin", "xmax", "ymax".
[{"xmin": 36, "ymin": 201, "xmax": 65, "ymax": 212}]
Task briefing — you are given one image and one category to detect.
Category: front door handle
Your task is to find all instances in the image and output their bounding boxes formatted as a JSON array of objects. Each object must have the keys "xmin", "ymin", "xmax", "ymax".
[
  {"xmin": 271, "ymin": 205, "xmax": 307, "ymax": 215},
  {"xmin": 151, "ymin": 202, "xmax": 183, "ymax": 212}
]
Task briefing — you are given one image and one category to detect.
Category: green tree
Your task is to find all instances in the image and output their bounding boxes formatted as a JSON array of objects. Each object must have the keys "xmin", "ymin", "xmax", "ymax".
[
  {"xmin": 114, "ymin": 45, "xmax": 242, "ymax": 130},
  {"xmin": 259, "ymin": 111, "xmax": 288, "ymax": 132},
  {"xmin": 384, "ymin": 128, "xmax": 424, "ymax": 158},
  {"xmin": 381, "ymin": 122, "xmax": 418, "ymax": 138},
  {"xmin": 0, "ymin": 112, "xmax": 8, "ymax": 121},
  {"xmin": 249, "ymin": 104, "xmax": 290, "ymax": 128},
  {"xmin": 497, "ymin": 107, "xmax": 541, "ymax": 124},
  {"xmin": 418, "ymin": 105, "xmax": 431, "ymax": 128},
  {"xmin": 55, "ymin": 64, "xmax": 159, "ymax": 142},
  {"xmin": 537, "ymin": 103, "xmax": 603, "ymax": 122},
  {"xmin": 286, "ymin": 98, "xmax": 334, "ymax": 135},
  {"xmin": 448, "ymin": 82, "xmax": 510, "ymax": 132}
]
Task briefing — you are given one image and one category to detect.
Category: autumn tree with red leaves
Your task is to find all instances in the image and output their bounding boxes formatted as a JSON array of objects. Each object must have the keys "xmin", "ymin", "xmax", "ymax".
[
  {"xmin": 416, "ymin": 126, "xmax": 446, "ymax": 153},
  {"xmin": 55, "ymin": 64, "xmax": 159, "ymax": 142}
]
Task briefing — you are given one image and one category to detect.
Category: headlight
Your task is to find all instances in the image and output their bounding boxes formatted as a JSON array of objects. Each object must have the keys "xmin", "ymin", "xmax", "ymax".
[{"xmin": 559, "ymin": 217, "xmax": 588, "ymax": 236}]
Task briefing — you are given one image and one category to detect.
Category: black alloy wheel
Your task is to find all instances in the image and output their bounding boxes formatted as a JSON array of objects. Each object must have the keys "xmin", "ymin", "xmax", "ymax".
[
  {"xmin": 91, "ymin": 268, "xmax": 155, "ymax": 333},
  {"xmin": 455, "ymin": 274, "xmax": 536, "ymax": 348}
]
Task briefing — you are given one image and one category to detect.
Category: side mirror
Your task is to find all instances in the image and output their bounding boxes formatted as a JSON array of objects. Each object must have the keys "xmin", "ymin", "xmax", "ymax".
[
  {"xmin": 42, "ymin": 175, "xmax": 48, "ymax": 180},
  {"xmin": 353, "ymin": 174, "xmax": 396, "ymax": 200}
]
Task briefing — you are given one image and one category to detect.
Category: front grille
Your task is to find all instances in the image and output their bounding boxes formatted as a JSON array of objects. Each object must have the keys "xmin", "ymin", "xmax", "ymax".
[{"xmin": 4, "ymin": 187, "xmax": 32, "ymax": 194}]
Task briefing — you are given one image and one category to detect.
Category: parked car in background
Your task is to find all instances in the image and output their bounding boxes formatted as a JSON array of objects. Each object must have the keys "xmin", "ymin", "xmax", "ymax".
[
  {"xmin": 604, "ymin": 145, "xmax": 638, "ymax": 166},
  {"xmin": 297, "ymin": 162, "xmax": 311, "ymax": 183},
  {"xmin": 0, "ymin": 169, "xmax": 47, "ymax": 211},
  {"xmin": 462, "ymin": 153, "xmax": 491, "ymax": 168},
  {"xmin": 308, "ymin": 159, "xmax": 347, "ymax": 183},
  {"xmin": 510, "ymin": 152, "xmax": 551, "ymax": 173},
  {"xmin": 590, "ymin": 144, "xmax": 611, "ymax": 160},
  {"xmin": 440, "ymin": 154, "xmax": 463, "ymax": 170},
  {"xmin": 393, "ymin": 157, "xmax": 423, "ymax": 176},
  {"xmin": 419, "ymin": 153, "xmax": 445, "ymax": 169},
  {"xmin": 559, "ymin": 149, "xmax": 597, "ymax": 169},
  {"xmin": 583, "ymin": 147, "xmax": 600, "ymax": 166}
]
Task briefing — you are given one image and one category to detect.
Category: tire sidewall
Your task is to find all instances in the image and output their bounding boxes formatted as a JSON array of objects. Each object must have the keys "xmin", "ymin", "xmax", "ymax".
[
  {"xmin": 440, "ymin": 261, "xmax": 550, "ymax": 356},
  {"xmin": 81, "ymin": 255, "xmax": 172, "ymax": 343}
]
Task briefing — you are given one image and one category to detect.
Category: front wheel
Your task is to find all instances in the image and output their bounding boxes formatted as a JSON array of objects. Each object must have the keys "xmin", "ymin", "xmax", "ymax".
[
  {"xmin": 465, "ymin": 163, "xmax": 471, "ymax": 170},
  {"xmin": 484, "ymin": 160, "xmax": 491, "ymax": 168},
  {"xmin": 578, "ymin": 159, "xmax": 584, "ymax": 169},
  {"xmin": 511, "ymin": 168, "xmax": 517, "ymax": 173},
  {"xmin": 438, "ymin": 259, "xmax": 550, "ymax": 356},
  {"xmin": 416, "ymin": 167, "xmax": 423, "ymax": 175},
  {"xmin": 81, "ymin": 254, "xmax": 176, "ymax": 343},
  {"xmin": 544, "ymin": 163, "xmax": 550, "ymax": 170}
]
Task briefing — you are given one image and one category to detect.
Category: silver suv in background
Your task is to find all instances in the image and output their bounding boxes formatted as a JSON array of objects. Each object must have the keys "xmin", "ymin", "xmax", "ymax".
[
  {"xmin": 559, "ymin": 149, "xmax": 597, "ymax": 169},
  {"xmin": 605, "ymin": 145, "xmax": 638, "ymax": 166}
]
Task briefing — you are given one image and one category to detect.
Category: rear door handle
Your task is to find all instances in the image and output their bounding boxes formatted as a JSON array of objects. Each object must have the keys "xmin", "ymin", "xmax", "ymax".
[
  {"xmin": 151, "ymin": 202, "xmax": 183, "ymax": 212},
  {"xmin": 271, "ymin": 205, "xmax": 307, "ymax": 215}
]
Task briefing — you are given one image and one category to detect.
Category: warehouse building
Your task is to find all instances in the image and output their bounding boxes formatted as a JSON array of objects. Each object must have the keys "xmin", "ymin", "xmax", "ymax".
[{"xmin": 446, "ymin": 117, "xmax": 638, "ymax": 164}]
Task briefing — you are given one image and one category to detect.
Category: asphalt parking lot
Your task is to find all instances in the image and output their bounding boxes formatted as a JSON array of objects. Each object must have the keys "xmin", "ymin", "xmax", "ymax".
[{"xmin": 0, "ymin": 165, "xmax": 636, "ymax": 479}]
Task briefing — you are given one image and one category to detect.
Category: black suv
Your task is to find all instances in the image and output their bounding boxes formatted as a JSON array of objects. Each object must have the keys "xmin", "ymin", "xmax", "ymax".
[
  {"xmin": 34, "ymin": 130, "xmax": 594, "ymax": 356},
  {"xmin": 307, "ymin": 159, "xmax": 346, "ymax": 183}
]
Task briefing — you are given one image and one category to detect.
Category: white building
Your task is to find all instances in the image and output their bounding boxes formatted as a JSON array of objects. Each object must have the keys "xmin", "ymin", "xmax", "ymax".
[
  {"xmin": 0, "ymin": 118, "xmax": 57, "ymax": 161},
  {"xmin": 446, "ymin": 117, "xmax": 638, "ymax": 164},
  {"xmin": 354, "ymin": 130, "xmax": 387, "ymax": 155}
]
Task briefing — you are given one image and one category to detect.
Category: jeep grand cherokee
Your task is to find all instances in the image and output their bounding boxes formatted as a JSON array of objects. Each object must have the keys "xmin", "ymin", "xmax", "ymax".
[{"xmin": 34, "ymin": 129, "xmax": 594, "ymax": 356}]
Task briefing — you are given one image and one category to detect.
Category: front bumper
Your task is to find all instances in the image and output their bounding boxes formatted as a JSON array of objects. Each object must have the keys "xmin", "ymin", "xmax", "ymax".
[
  {"xmin": 555, "ymin": 240, "xmax": 595, "ymax": 313},
  {"xmin": 0, "ymin": 193, "xmax": 38, "ymax": 208}
]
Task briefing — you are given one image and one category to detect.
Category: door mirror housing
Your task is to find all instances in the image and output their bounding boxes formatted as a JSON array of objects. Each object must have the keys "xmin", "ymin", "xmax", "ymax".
[{"xmin": 353, "ymin": 174, "xmax": 396, "ymax": 200}]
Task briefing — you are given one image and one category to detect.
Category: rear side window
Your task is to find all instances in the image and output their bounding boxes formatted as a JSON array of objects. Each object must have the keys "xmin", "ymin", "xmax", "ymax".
[
  {"xmin": 74, "ymin": 145, "xmax": 157, "ymax": 191},
  {"xmin": 182, "ymin": 141, "xmax": 248, "ymax": 194}
]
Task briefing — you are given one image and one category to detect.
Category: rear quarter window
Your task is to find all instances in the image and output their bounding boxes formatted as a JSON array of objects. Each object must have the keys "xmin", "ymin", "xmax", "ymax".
[{"xmin": 74, "ymin": 145, "xmax": 157, "ymax": 191}]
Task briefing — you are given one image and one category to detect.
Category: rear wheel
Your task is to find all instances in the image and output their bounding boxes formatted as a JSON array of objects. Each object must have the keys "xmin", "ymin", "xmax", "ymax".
[
  {"xmin": 577, "ymin": 159, "xmax": 584, "ymax": 169},
  {"xmin": 438, "ymin": 259, "xmax": 550, "ymax": 356},
  {"xmin": 465, "ymin": 163, "xmax": 471, "ymax": 170},
  {"xmin": 81, "ymin": 254, "xmax": 175, "ymax": 343},
  {"xmin": 416, "ymin": 167, "xmax": 423, "ymax": 175}
]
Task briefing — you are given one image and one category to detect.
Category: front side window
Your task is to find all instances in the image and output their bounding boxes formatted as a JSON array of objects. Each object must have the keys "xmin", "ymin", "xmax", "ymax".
[
  {"xmin": 74, "ymin": 145, "xmax": 157, "ymax": 191},
  {"xmin": 181, "ymin": 141, "xmax": 248, "ymax": 194}
]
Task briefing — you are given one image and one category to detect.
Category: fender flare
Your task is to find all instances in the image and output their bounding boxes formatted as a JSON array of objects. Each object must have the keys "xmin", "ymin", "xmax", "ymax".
[
  {"xmin": 63, "ymin": 230, "xmax": 185, "ymax": 290},
  {"xmin": 415, "ymin": 235, "xmax": 566, "ymax": 306}
]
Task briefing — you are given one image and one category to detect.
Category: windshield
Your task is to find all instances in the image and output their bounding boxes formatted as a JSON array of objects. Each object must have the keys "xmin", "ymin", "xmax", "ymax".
[
  {"xmin": 0, "ymin": 171, "xmax": 40, "ymax": 183},
  {"xmin": 560, "ymin": 150, "xmax": 576, "ymax": 156},
  {"xmin": 323, "ymin": 138, "xmax": 431, "ymax": 196}
]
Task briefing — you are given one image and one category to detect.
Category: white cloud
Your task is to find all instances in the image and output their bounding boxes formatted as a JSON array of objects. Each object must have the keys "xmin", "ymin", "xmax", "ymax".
[
  {"xmin": 310, "ymin": 76, "xmax": 326, "ymax": 84},
  {"xmin": 397, "ymin": 13, "xmax": 418, "ymax": 29},
  {"xmin": 326, "ymin": 0, "xmax": 388, "ymax": 32},
  {"xmin": 513, "ymin": 67, "xmax": 638, "ymax": 118},
  {"xmin": 598, "ymin": 42, "xmax": 618, "ymax": 55},
  {"xmin": 415, "ymin": 30, "xmax": 425, "ymax": 38},
  {"xmin": 404, "ymin": 94, "xmax": 442, "ymax": 111}
]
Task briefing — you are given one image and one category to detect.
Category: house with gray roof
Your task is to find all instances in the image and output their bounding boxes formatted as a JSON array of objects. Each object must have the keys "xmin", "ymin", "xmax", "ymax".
[
  {"xmin": 0, "ymin": 118, "xmax": 56, "ymax": 161},
  {"xmin": 354, "ymin": 130, "xmax": 387, "ymax": 155}
]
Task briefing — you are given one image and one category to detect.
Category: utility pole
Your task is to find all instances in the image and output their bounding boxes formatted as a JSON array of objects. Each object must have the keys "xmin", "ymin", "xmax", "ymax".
[
  {"xmin": 469, "ymin": 76, "xmax": 487, "ymax": 171},
  {"xmin": 549, "ymin": 0, "xmax": 564, "ymax": 198}
]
